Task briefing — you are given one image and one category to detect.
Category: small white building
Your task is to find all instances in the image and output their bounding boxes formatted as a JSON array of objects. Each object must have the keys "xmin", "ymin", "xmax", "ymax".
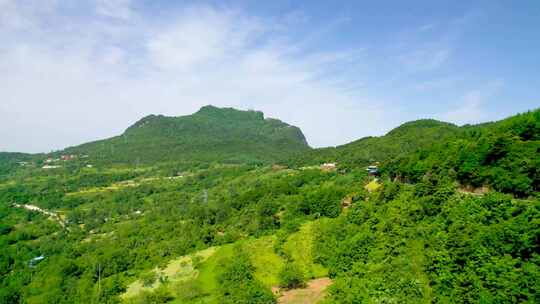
[
  {"xmin": 320, "ymin": 163, "xmax": 337, "ymax": 171},
  {"xmin": 42, "ymin": 165, "xmax": 61, "ymax": 169},
  {"xmin": 29, "ymin": 255, "xmax": 45, "ymax": 268}
]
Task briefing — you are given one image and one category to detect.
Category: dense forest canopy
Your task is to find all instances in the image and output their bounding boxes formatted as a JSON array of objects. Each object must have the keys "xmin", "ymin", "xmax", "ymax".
[
  {"xmin": 386, "ymin": 110, "xmax": 540, "ymax": 197},
  {"xmin": 0, "ymin": 107, "xmax": 538, "ymax": 303}
]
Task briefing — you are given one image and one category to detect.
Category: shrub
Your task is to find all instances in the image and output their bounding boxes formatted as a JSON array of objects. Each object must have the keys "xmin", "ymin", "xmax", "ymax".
[
  {"xmin": 279, "ymin": 262, "xmax": 305, "ymax": 289},
  {"xmin": 218, "ymin": 250, "xmax": 276, "ymax": 304},
  {"xmin": 141, "ymin": 271, "xmax": 157, "ymax": 287},
  {"xmin": 175, "ymin": 280, "xmax": 205, "ymax": 301},
  {"xmin": 128, "ymin": 286, "xmax": 173, "ymax": 304}
]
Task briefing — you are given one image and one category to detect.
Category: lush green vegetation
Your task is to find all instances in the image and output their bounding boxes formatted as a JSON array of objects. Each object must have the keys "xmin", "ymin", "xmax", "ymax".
[
  {"xmin": 0, "ymin": 164, "xmax": 346, "ymax": 303},
  {"xmin": 0, "ymin": 108, "xmax": 538, "ymax": 303},
  {"xmin": 387, "ymin": 110, "xmax": 540, "ymax": 198},
  {"xmin": 62, "ymin": 105, "xmax": 309, "ymax": 166},
  {"xmin": 0, "ymin": 153, "xmax": 35, "ymax": 179},
  {"xmin": 284, "ymin": 119, "xmax": 460, "ymax": 168},
  {"xmin": 314, "ymin": 180, "xmax": 539, "ymax": 303}
]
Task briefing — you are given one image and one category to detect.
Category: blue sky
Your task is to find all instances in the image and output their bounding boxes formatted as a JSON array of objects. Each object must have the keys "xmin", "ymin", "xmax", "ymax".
[{"xmin": 0, "ymin": 0, "xmax": 539, "ymax": 152}]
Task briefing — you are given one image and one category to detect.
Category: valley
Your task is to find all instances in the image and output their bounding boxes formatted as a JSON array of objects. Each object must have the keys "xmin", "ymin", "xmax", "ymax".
[{"xmin": 0, "ymin": 106, "xmax": 538, "ymax": 303}]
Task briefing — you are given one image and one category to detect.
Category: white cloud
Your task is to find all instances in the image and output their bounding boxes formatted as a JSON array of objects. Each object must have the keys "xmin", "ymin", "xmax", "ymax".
[
  {"xmin": 0, "ymin": 3, "xmax": 389, "ymax": 152},
  {"xmin": 146, "ymin": 6, "xmax": 263, "ymax": 71}
]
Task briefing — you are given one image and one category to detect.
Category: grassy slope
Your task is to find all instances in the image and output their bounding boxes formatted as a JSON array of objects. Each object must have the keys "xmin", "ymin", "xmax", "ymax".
[
  {"xmin": 245, "ymin": 236, "xmax": 285, "ymax": 287},
  {"xmin": 122, "ymin": 222, "xmax": 328, "ymax": 303},
  {"xmin": 282, "ymin": 222, "xmax": 328, "ymax": 279}
]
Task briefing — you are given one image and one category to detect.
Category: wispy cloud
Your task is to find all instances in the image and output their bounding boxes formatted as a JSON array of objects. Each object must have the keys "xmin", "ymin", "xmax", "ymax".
[
  {"xmin": 2, "ymin": 2, "xmax": 531, "ymax": 153},
  {"xmin": 146, "ymin": 6, "xmax": 264, "ymax": 71},
  {"xmin": 397, "ymin": 46, "xmax": 452, "ymax": 72},
  {"xmin": 95, "ymin": 0, "xmax": 134, "ymax": 20},
  {"xmin": 409, "ymin": 76, "xmax": 463, "ymax": 92},
  {"xmin": 0, "ymin": 0, "xmax": 57, "ymax": 31},
  {"xmin": 389, "ymin": 12, "xmax": 481, "ymax": 74},
  {"xmin": 0, "ymin": 2, "xmax": 386, "ymax": 152},
  {"xmin": 439, "ymin": 80, "xmax": 504, "ymax": 125}
]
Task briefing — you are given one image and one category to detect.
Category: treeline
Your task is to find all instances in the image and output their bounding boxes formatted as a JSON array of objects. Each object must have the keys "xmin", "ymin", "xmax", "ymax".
[{"xmin": 0, "ymin": 169, "xmax": 146, "ymax": 209}]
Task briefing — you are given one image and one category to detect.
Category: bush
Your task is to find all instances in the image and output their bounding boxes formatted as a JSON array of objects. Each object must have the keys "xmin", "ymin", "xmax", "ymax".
[
  {"xmin": 128, "ymin": 286, "xmax": 173, "ymax": 304},
  {"xmin": 279, "ymin": 262, "xmax": 305, "ymax": 289},
  {"xmin": 141, "ymin": 271, "xmax": 157, "ymax": 287},
  {"xmin": 175, "ymin": 280, "xmax": 205, "ymax": 301},
  {"xmin": 218, "ymin": 250, "xmax": 276, "ymax": 304},
  {"xmin": 0, "ymin": 224, "xmax": 12, "ymax": 236}
]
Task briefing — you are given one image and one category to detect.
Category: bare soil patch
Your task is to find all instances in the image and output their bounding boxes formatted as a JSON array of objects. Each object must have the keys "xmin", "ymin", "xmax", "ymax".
[
  {"xmin": 457, "ymin": 185, "xmax": 490, "ymax": 196},
  {"xmin": 277, "ymin": 277, "xmax": 332, "ymax": 304}
]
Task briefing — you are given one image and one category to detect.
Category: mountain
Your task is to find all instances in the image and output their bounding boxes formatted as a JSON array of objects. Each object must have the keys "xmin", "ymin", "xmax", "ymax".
[
  {"xmin": 62, "ymin": 105, "xmax": 310, "ymax": 165},
  {"xmin": 1, "ymin": 108, "xmax": 538, "ymax": 303},
  {"xmin": 285, "ymin": 119, "xmax": 460, "ymax": 167}
]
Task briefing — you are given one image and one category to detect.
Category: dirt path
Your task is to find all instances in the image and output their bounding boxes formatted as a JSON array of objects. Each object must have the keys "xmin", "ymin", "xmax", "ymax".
[
  {"xmin": 12, "ymin": 203, "xmax": 65, "ymax": 227},
  {"xmin": 277, "ymin": 277, "xmax": 332, "ymax": 304},
  {"xmin": 457, "ymin": 185, "xmax": 489, "ymax": 196}
]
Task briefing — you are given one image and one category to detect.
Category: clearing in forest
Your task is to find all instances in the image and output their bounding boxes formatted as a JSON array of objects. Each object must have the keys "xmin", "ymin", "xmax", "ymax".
[
  {"xmin": 121, "ymin": 247, "xmax": 216, "ymax": 300},
  {"xmin": 120, "ymin": 221, "xmax": 328, "ymax": 303}
]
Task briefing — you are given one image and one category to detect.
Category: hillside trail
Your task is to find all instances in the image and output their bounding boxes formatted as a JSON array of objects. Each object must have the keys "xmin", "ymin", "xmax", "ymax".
[{"xmin": 12, "ymin": 203, "xmax": 65, "ymax": 227}]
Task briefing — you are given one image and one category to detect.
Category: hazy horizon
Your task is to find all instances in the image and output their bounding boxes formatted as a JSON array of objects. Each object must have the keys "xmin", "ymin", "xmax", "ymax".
[{"xmin": 2, "ymin": 105, "xmax": 539, "ymax": 154}]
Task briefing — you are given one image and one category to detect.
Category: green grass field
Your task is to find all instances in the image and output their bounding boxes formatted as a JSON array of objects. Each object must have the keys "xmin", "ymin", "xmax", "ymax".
[
  {"xmin": 282, "ymin": 222, "xmax": 328, "ymax": 279},
  {"xmin": 122, "ymin": 221, "xmax": 328, "ymax": 303},
  {"xmin": 122, "ymin": 247, "xmax": 217, "ymax": 300},
  {"xmin": 244, "ymin": 236, "xmax": 285, "ymax": 287}
]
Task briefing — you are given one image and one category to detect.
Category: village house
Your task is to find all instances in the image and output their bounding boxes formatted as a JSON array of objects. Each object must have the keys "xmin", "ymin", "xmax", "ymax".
[
  {"xmin": 366, "ymin": 165, "xmax": 379, "ymax": 176},
  {"xmin": 320, "ymin": 162, "xmax": 337, "ymax": 171},
  {"xmin": 271, "ymin": 164, "xmax": 287, "ymax": 171},
  {"xmin": 42, "ymin": 165, "xmax": 61, "ymax": 169},
  {"xmin": 61, "ymin": 154, "xmax": 77, "ymax": 161},
  {"xmin": 29, "ymin": 255, "xmax": 45, "ymax": 268}
]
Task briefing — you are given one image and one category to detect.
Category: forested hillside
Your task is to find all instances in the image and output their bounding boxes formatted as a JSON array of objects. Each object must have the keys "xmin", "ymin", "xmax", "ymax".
[
  {"xmin": 387, "ymin": 110, "xmax": 540, "ymax": 197},
  {"xmin": 0, "ymin": 108, "xmax": 538, "ymax": 303},
  {"xmin": 62, "ymin": 105, "xmax": 310, "ymax": 165},
  {"xmin": 0, "ymin": 153, "xmax": 34, "ymax": 179},
  {"xmin": 284, "ymin": 119, "xmax": 460, "ymax": 168}
]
